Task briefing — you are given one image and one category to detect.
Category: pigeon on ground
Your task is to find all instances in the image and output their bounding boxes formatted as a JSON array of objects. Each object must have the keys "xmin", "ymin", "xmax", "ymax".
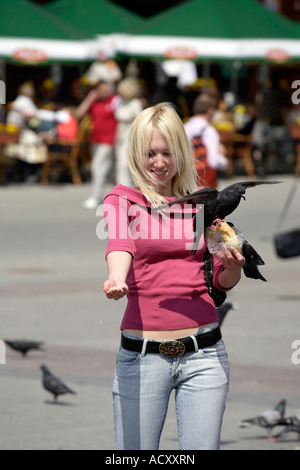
[
  {"xmin": 216, "ymin": 302, "xmax": 239, "ymax": 326},
  {"xmin": 40, "ymin": 364, "xmax": 76, "ymax": 403},
  {"xmin": 240, "ymin": 399, "xmax": 287, "ymax": 439},
  {"xmin": 274, "ymin": 412, "xmax": 300, "ymax": 441},
  {"xmin": 154, "ymin": 180, "xmax": 280, "ymax": 254},
  {"xmin": 4, "ymin": 339, "xmax": 45, "ymax": 357}
]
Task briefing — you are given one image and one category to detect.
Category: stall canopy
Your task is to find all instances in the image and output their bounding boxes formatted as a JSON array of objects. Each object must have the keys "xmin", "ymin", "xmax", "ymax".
[
  {"xmin": 115, "ymin": 0, "xmax": 300, "ymax": 63},
  {"xmin": 0, "ymin": 0, "xmax": 97, "ymax": 64},
  {"xmin": 46, "ymin": 0, "xmax": 144, "ymax": 36}
]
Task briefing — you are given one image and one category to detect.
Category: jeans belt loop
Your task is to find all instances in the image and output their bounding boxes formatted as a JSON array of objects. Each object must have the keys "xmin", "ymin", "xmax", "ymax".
[
  {"xmin": 141, "ymin": 338, "xmax": 148, "ymax": 356},
  {"xmin": 190, "ymin": 334, "xmax": 199, "ymax": 352}
]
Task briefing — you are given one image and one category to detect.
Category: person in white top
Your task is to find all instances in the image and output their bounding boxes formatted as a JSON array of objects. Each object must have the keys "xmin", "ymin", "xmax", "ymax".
[
  {"xmin": 7, "ymin": 83, "xmax": 70, "ymax": 130},
  {"xmin": 115, "ymin": 78, "xmax": 143, "ymax": 187},
  {"xmin": 184, "ymin": 94, "xmax": 228, "ymax": 187},
  {"xmin": 6, "ymin": 83, "xmax": 37, "ymax": 130}
]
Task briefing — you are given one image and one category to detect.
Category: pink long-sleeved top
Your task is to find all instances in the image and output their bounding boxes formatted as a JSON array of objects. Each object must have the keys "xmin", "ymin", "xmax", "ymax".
[{"xmin": 104, "ymin": 184, "xmax": 233, "ymax": 331}]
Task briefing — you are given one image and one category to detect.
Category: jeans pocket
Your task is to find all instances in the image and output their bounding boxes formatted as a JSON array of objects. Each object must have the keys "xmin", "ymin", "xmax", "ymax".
[
  {"xmin": 200, "ymin": 339, "xmax": 228, "ymax": 360},
  {"xmin": 117, "ymin": 347, "xmax": 141, "ymax": 365}
]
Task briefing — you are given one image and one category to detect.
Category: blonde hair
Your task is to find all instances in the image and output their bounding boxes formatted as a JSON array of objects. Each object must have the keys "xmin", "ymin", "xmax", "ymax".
[{"xmin": 127, "ymin": 102, "xmax": 198, "ymax": 207}]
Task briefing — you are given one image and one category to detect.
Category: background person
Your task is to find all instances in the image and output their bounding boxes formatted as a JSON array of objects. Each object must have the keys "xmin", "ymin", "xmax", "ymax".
[
  {"xmin": 6, "ymin": 82, "xmax": 37, "ymax": 131},
  {"xmin": 115, "ymin": 78, "xmax": 143, "ymax": 187},
  {"xmin": 184, "ymin": 93, "xmax": 228, "ymax": 188},
  {"xmin": 76, "ymin": 80, "xmax": 120, "ymax": 209}
]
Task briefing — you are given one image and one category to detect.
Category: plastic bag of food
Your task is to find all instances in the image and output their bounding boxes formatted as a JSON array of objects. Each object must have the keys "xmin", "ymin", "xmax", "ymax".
[{"xmin": 205, "ymin": 221, "xmax": 244, "ymax": 255}]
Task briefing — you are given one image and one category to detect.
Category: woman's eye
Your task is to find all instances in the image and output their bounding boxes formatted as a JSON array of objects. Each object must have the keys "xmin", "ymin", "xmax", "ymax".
[{"xmin": 147, "ymin": 150, "xmax": 171, "ymax": 158}]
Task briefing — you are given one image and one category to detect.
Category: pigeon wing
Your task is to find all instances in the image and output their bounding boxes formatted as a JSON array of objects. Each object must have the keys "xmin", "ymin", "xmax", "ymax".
[
  {"xmin": 44, "ymin": 374, "xmax": 75, "ymax": 396},
  {"xmin": 154, "ymin": 187, "xmax": 218, "ymax": 211},
  {"xmin": 242, "ymin": 240, "xmax": 267, "ymax": 281},
  {"xmin": 239, "ymin": 180, "xmax": 282, "ymax": 189},
  {"xmin": 241, "ymin": 410, "xmax": 280, "ymax": 428},
  {"xmin": 242, "ymin": 240, "xmax": 265, "ymax": 266},
  {"xmin": 226, "ymin": 222, "xmax": 267, "ymax": 281}
]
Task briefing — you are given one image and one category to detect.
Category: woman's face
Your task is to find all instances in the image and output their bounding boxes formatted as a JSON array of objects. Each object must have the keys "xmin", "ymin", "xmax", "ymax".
[
  {"xmin": 96, "ymin": 82, "xmax": 111, "ymax": 101},
  {"xmin": 144, "ymin": 128, "xmax": 176, "ymax": 196}
]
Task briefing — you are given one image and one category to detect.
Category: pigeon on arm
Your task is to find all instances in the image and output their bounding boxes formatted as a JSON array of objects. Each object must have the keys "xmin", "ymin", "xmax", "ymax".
[
  {"xmin": 155, "ymin": 180, "xmax": 281, "ymax": 232},
  {"xmin": 154, "ymin": 180, "xmax": 281, "ymax": 280},
  {"xmin": 156, "ymin": 180, "xmax": 280, "ymax": 213}
]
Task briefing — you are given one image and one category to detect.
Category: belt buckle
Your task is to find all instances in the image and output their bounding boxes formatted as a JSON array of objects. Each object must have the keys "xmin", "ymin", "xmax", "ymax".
[{"xmin": 159, "ymin": 340, "xmax": 185, "ymax": 358}]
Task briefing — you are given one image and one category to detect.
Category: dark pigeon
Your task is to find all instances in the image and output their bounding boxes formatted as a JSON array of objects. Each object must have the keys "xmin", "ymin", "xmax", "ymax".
[
  {"xmin": 4, "ymin": 340, "xmax": 45, "ymax": 357},
  {"xmin": 40, "ymin": 364, "xmax": 76, "ymax": 403},
  {"xmin": 155, "ymin": 180, "xmax": 281, "ymax": 254}
]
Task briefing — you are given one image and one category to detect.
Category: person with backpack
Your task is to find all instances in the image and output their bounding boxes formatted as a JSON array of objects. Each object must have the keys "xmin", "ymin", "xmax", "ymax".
[{"xmin": 184, "ymin": 93, "xmax": 228, "ymax": 188}]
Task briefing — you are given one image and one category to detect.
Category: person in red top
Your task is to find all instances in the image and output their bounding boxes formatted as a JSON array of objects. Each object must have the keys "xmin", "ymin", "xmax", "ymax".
[
  {"xmin": 102, "ymin": 102, "xmax": 245, "ymax": 450},
  {"xmin": 76, "ymin": 80, "xmax": 120, "ymax": 209}
]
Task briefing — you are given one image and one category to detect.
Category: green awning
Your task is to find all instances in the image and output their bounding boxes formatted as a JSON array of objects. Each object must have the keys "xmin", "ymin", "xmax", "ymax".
[
  {"xmin": 45, "ymin": 0, "xmax": 144, "ymax": 36},
  {"xmin": 0, "ymin": 0, "xmax": 96, "ymax": 63},
  {"xmin": 115, "ymin": 0, "xmax": 300, "ymax": 63},
  {"xmin": 0, "ymin": 0, "xmax": 88, "ymax": 40},
  {"xmin": 131, "ymin": 0, "xmax": 296, "ymax": 39}
]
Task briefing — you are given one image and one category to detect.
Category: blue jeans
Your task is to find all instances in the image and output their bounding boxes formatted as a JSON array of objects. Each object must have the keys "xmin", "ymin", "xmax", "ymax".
[{"xmin": 112, "ymin": 323, "xmax": 229, "ymax": 450}]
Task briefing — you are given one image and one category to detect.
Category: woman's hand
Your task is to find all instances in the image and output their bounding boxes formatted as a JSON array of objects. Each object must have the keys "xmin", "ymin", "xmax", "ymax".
[
  {"xmin": 215, "ymin": 246, "xmax": 245, "ymax": 289},
  {"xmin": 103, "ymin": 251, "xmax": 132, "ymax": 300},
  {"xmin": 216, "ymin": 246, "xmax": 245, "ymax": 271},
  {"xmin": 103, "ymin": 279, "xmax": 128, "ymax": 300}
]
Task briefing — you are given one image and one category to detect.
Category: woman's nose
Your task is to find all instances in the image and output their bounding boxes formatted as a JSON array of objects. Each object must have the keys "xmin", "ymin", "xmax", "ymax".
[{"xmin": 153, "ymin": 154, "xmax": 166, "ymax": 168}]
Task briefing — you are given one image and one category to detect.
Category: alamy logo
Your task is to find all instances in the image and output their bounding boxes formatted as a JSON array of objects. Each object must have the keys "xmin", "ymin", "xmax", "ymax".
[
  {"xmin": 291, "ymin": 80, "xmax": 300, "ymax": 105},
  {"xmin": 291, "ymin": 340, "xmax": 300, "ymax": 365},
  {"xmin": 0, "ymin": 80, "xmax": 6, "ymax": 104},
  {"xmin": 0, "ymin": 340, "xmax": 6, "ymax": 365},
  {"xmin": 96, "ymin": 198, "xmax": 205, "ymax": 251}
]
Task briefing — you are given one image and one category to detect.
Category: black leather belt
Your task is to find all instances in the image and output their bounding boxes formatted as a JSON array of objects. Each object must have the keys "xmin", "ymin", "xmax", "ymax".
[{"xmin": 121, "ymin": 326, "xmax": 222, "ymax": 359}]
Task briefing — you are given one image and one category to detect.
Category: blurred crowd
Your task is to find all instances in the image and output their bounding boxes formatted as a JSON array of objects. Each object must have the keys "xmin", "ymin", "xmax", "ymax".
[{"xmin": 0, "ymin": 58, "xmax": 299, "ymax": 202}]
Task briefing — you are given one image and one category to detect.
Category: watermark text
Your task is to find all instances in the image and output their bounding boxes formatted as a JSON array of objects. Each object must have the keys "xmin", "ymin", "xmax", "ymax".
[
  {"xmin": 96, "ymin": 198, "xmax": 204, "ymax": 251},
  {"xmin": 104, "ymin": 453, "xmax": 195, "ymax": 466},
  {"xmin": 0, "ymin": 340, "xmax": 6, "ymax": 365},
  {"xmin": 291, "ymin": 80, "xmax": 300, "ymax": 105},
  {"xmin": 291, "ymin": 339, "xmax": 300, "ymax": 365}
]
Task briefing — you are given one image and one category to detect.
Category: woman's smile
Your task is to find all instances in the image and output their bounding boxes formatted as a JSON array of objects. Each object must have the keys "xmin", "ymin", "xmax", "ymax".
[
  {"xmin": 151, "ymin": 168, "xmax": 168, "ymax": 178},
  {"xmin": 145, "ymin": 129, "xmax": 176, "ymax": 195}
]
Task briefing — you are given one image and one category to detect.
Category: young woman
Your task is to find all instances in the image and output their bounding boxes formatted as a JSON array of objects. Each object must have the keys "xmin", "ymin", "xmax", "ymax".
[{"xmin": 103, "ymin": 103, "xmax": 245, "ymax": 450}]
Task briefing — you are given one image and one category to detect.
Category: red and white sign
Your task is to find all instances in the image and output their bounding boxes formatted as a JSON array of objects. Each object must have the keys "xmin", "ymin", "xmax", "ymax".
[
  {"xmin": 265, "ymin": 48, "xmax": 291, "ymax": 63},
  {"xmin": 13, "ymin": 48, "xmax": 48, "ymax": 64},
  {"xmin": 165, "ymin": 46, "xmax": 198, "ymax": 60}
]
